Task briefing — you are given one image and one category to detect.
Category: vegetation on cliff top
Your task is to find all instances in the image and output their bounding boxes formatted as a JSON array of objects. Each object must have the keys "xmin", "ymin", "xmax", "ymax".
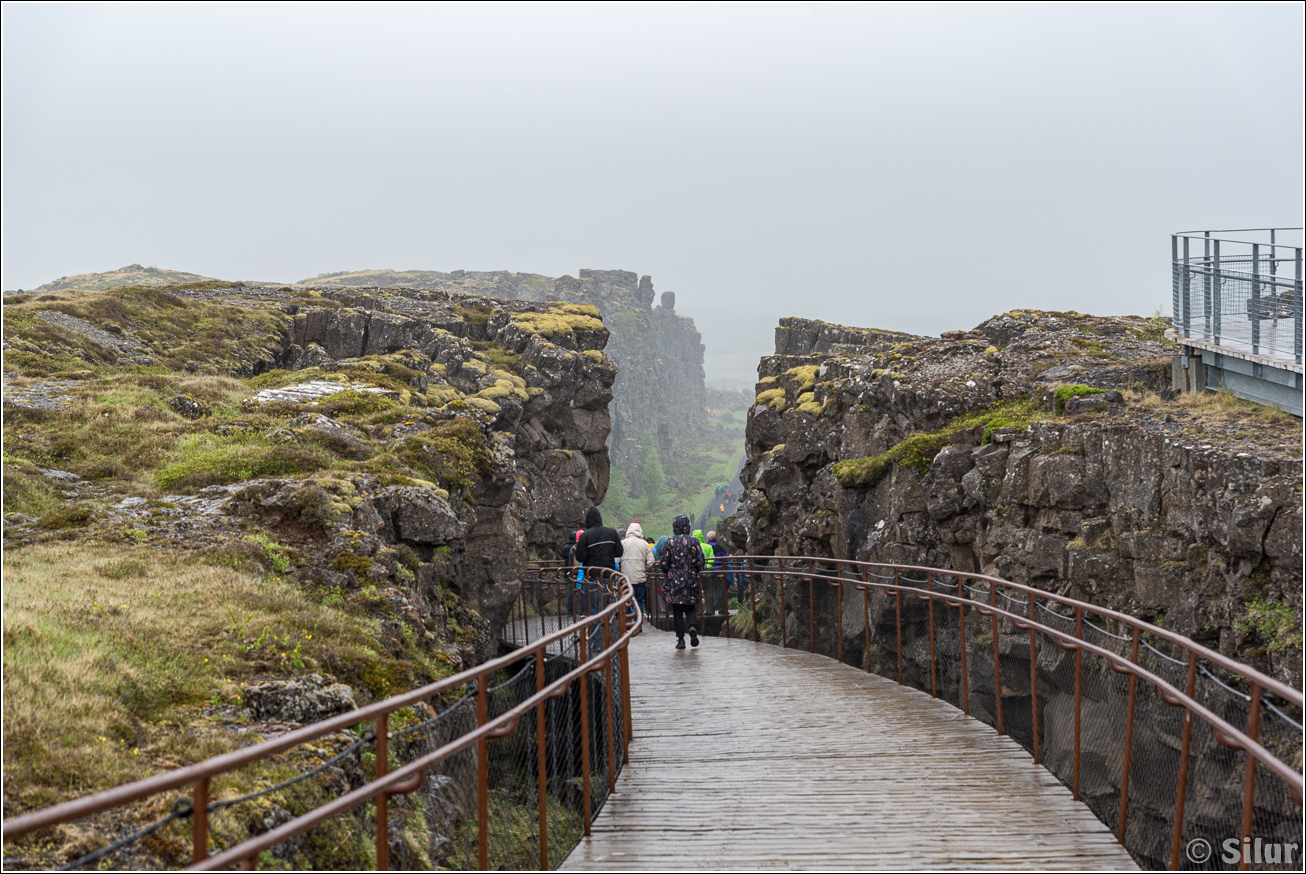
[{"xmin": 833, "ymin": 396, "xmax": 1045, "ymax": 489}]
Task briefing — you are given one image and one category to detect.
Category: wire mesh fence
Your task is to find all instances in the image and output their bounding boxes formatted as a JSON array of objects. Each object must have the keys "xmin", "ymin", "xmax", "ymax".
[{"xmin": 1172, "ymin": 229, "xmax": 1303, "ymax": 363}]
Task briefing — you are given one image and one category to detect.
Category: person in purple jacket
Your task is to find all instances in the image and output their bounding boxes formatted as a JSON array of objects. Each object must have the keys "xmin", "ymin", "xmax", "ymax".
[{"xmin": 659, "ymin": 514, "xmax": 706, "ymax": 649}]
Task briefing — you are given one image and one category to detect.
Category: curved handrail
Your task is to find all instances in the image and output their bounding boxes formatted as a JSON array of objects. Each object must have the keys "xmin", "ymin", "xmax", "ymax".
[
  {"xmin": 633, "ymin": 553, "xmax": 1301, "ymax": 870},
  {"xmin": 3, "ymin": 568, "xmax": 642, "ymax": 871}
]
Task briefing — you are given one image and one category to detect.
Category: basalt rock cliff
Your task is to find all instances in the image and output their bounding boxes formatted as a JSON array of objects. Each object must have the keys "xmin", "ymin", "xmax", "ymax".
[
  {"xmin": 4, "ymin": 283, "xmax": 617, "ymax": 675},
  {"xmin": 726, "ymin": 310, "xmax": 1303, "ymax": 687},
  {"xmin": 297, "ymin": 268, "xmax": 707, "ymax": 495}
]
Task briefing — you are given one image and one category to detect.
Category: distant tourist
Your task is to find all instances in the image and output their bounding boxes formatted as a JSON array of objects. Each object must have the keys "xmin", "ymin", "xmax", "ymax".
[
  {"xmin": 660, "ymin": 515, "xmax": 706, "ymax": 649},
  {"xmin": 620, "ymin": 521, "xmax": 655, "ymax": 616},
  {"xmin": 575, "ymin": 507, "xmax": 622, "ymax": 614}
]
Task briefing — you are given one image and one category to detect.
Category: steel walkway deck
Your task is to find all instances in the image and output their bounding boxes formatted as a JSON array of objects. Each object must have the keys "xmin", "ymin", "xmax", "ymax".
[{"xmin": 562, "ymin": 626, "xmax": 1139, "ymax": 871}]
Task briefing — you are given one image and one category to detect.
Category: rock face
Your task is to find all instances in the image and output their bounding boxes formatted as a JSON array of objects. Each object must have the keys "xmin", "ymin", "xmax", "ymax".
[
  {"xmin": 296, "ymin": 268, "xmax": 708, "ymax": 494},
  {"xmin": 727, "ymin": 310, "xmax": 1303, "ymax": 687},
  {"xmin": 259, "ymin": 285, "xmax": 618, "ymax": 634}
]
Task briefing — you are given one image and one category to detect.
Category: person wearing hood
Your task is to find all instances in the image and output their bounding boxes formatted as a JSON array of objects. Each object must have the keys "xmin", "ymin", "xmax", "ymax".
[
  {"xmin": 575, "ymin": 507, "xmax": 622, "ymax": 614},
  {"xmin": 692, "ymin": 529, "xmax": 718, "ymax": 614},
  {"xmin": 660, "ymin": 514, "xmax": 706, "ymax": 649},
  {"xmin": 620, "ymin": 521, "xmax": 655, "ymax": 615}
]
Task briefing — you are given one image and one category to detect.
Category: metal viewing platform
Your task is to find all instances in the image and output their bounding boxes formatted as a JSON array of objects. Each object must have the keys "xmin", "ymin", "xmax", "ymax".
[{"xmin": 1168, "ymin": 228, "xmax": 1303, "ymax": 416}]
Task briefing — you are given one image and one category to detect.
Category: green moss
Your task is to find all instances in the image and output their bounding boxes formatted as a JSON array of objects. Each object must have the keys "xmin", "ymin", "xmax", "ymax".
[
  {"xmin": 332, "ymin": 552, "xmax": 373, "ymax": 577},
  {"xmin": 834, "ymin": 396, "xmax": 1045, "ymax": 490},
  {"xmin": 1235, "ymin": 598, "xmax": 1303, "ymax": 654},
  {"xmin": 390, "ymin": 419, "xmax": 491, "ymax": 492},
  {"xmin": 756, "ymin": 388, "xmax": 787, "ymax": 411},
  {"xmin": 510, "ymin": 304, "xmax": 604, "ymax": 339},
  {"xmin": 1054, "ymin": 384, "xmax": 1106, "ymax": 414},
  {"xmin": 425, "ymin": 386, "xmax": 465, "ymax": 406},
  {"xmin": 786, "ymin": 365, "xmax": 819, "ymax": 392},
  {"xmin": 465, "ymin": 397, "xmax": 501, "ymax": 414}
]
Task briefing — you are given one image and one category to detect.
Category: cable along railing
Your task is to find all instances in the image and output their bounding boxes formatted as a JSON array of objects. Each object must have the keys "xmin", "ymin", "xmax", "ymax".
[
  {"xmin": 1171, "ymin": 227, "xmax": 1303, "ymax": 364},
  {"xmin": 636, "ymin": 555, "xmax": 1302, "ymax": 871},
  {"xmin": 2, "ymin": 567, "xmax": 639, "ymax": 871}
]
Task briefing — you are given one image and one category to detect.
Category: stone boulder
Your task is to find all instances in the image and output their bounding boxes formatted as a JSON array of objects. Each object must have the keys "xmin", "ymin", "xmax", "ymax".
[{"xmin": 244, "ymin": 673, "xmax": 356, "ymax": 724}]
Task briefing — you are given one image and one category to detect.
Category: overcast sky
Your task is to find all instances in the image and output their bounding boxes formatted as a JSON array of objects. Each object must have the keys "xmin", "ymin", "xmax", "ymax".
[{"xmin": 3, "ymin": 3, "xmax": 1302, "ymax": 385}]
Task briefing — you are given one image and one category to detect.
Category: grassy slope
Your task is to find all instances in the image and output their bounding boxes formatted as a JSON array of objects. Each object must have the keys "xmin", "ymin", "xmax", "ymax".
[
  {"xmin": 2, "ymin": 543, "xmax": 397, "ymax": 815},
  {"xmin": 0, "ymin": 286, "xmax": 537, "ymax": 832}
]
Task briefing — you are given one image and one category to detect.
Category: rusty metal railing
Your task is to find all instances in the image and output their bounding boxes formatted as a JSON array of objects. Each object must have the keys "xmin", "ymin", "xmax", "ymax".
[
  {"xmin": 649, "ymin": 555, "xmax": 1302, "ymax": 871},
  {"xmin": 3, "ymin": 567, "xmax": 640, "ymax": 871}
]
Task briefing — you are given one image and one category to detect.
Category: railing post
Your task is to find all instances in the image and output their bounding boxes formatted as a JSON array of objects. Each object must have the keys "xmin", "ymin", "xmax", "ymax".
[
  {"xmin": 1213, "ymin": 239, "xmax": 1223, "ymax": 345},
  {"xmin": 1203, "ymin": 232, "xmax": 1212, "ymax": 333},
  {"xmin": 862, "ymin": 567, "xmax": 872, "ymax": 674},
  {"xmin": 1252, "ymin": 242, "xmax": 1261, "ymax": 354},
  {"xmin": 604, "ymin": 615, "xmax": 616, "ymax": 798},
  {"xmin": 836, "ymin": 571, "xmax": 844, "ymax": 665},
  {"xmin": 927, "ymin": 571, "xmax": 937, "ymax": 698},
  {"xmin": 1028, "ymin": 591, "xmax": 1039, "ymax": 765},
  {"xmin": 1295, "ymin": 247, "xmax": 1303, "ymax": 365},
  {"xmin": 1239, "ymin": 683, "xmax": 1263, "ymax": 872},
  {"xmin": 620, "ymin": 605, "xmax": 633, "ymax": 760},
  {"xmin": 1181, "ymin": 235, "xmax": 1191, "ymax": 336},
  {"xmin": 192, "ymin": 777, "xmax": 209, "ymax": 866},
  {"xmin": 991, "ymin": 583, "xmax": 1003, "ymax": 736},
  {"xmin": 957, "ymin": 575, "xmax": 969, "ymax": 715},
  {"xmin": 1172, "ymin": 234, "xmax": 1180, "ymax": 332},
  {"xmin": 780, "ymin": 563, "xmax": 788, "ymax": 649},
  {"xmin": 1117, "ymin": 628, "xmax": 1140, "ymax": 845},
  {"xmin": 578, "ymin": 622, "xmax": 592, "ymax": 836},
  {"xmin": 894, "ymin": 570, "xmax": 903, "ymax": 686},
  {"xmin": 535, "ymin": 649, "xmax": 549, "ymax": 871},
  {"xmin": 1169, "ymin": 651, "xmax": 1198, "ymax": 871},
  {"xmin": 1073, "ymin": 608, "xmax": 1083, "ymax": 802},
  {"xmin": 749, "ymin": 559, "xmax": 758, "ymax": 642},
  {"xmin": 807, "ymin": 559, "xmax": 815, "ymax": 654},
  {"xmin": 477, "ymin": 674, "xmax": 489, "ymax": 870},
  {"xmin": 376, "ymin": 712, "xmax": 389, "ymax": 870}
]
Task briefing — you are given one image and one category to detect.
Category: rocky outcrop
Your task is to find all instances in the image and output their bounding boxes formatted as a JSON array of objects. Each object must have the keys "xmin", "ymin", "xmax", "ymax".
[
  {"xmin": 244, "ymin": 673, "xmax": 357, "ymax": 724},
  {"xmin": 727, "ymin": 310, "xmax": 1303, "ymax": 687},
  {"xmin": 294, "ymin": 268, "xmax": 708, "ymax": 493}
]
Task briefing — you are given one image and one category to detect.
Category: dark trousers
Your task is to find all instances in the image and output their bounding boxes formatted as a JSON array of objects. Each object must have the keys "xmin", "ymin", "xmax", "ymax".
[{"xmin": 671, "ymin": 603, "xmax": 698, "ymax": 639}]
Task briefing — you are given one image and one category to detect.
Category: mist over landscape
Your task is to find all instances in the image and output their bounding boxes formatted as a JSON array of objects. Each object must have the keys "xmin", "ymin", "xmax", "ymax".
[{"xmin": 4, "ymin": 3, "xmax": 1301, "ymax": 385}]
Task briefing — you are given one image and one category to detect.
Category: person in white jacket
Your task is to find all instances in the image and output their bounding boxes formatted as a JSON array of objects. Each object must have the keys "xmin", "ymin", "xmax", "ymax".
[{"xmin": 619, "ymin": 521, "xmax": 655, "ymax": 615}]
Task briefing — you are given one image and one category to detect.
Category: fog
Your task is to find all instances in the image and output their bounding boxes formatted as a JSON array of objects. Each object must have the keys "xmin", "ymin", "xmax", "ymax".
[{"xmin": 3, "ymin": 3, "xmax": 1302, "ymax": 385}]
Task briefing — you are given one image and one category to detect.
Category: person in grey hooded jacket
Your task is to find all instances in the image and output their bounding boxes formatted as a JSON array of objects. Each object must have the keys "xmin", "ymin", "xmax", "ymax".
[{"xmin": 619, "ymin": 521, "xmax": 655, "ymax": 614}]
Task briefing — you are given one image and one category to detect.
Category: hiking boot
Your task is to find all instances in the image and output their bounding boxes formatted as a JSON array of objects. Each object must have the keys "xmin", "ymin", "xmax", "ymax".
[
  {"xmin": 689, "ymin": 628, "xmax": 699, "ymax": 648},
  {"xmin": 675, "ymin": 637, "xmax": 686, "ymax": 650}
]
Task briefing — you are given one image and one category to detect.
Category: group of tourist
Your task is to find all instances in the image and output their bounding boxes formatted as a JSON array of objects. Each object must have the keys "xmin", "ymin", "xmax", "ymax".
[{"xmin": 561, "ymin": 507, "xmax": 733, "ymax": 650}]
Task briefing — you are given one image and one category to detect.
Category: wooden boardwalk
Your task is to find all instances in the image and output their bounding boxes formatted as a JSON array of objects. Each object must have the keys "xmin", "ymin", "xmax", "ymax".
[{"xmin": 562, "ymin": 626, "xmax": 1138, "ymax": 871}]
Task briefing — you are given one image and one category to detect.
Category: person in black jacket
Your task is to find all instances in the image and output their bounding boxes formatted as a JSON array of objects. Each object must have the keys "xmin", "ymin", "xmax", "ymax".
[{"xmin": 574, "ymin": 507, "xmax": 622, "ymax": 614}]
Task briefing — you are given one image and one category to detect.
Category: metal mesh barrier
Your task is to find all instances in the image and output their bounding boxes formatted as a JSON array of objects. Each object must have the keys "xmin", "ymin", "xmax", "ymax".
[{"xmin": 1172, "ymin": 230, "xmax": 1303, "ymax": 363}]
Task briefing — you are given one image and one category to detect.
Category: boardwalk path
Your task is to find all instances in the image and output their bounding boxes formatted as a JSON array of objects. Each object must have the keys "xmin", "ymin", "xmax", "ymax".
[{"xmin": 562, "ymin": 626, "xmax": 1138, "ymax": 871}]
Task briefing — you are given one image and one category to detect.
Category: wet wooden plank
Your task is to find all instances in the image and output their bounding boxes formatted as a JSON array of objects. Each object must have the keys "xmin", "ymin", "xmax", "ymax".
[{"xmin": 561, "ymin": 627, "xmax": 1138, "ymax": 871}]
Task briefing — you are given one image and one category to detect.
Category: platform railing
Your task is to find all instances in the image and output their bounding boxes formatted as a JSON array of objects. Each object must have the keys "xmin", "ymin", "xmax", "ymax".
[
  {"xmin": 3, "ymin": 568, "xmax": 640, "ymax": 871},
  {"xmin": 1172, "ymin": 228, "xmax": 1303, "ymax": 364},
  {"xmin": 658, "ymin": 555, "xmax": 1302, "ymax": 871}
]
